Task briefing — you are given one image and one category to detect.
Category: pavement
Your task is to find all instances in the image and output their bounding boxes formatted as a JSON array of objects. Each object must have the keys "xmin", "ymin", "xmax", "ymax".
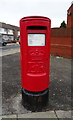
[
  {"xmin": 0, "ymin": 44, "xmax": 73, "ymax": 119},
  {"xmin": 0, "ymin": 43, "xmax": 20, "ymax": 57},
  {"xmin": 0, "ymin": 110, "xmax": 72, "ymax": 119}
]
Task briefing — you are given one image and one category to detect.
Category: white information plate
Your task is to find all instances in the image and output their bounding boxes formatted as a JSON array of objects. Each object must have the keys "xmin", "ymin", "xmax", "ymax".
[{"xmin": 28, "ymin": 34, "xmax": 45, "ymax": 46}]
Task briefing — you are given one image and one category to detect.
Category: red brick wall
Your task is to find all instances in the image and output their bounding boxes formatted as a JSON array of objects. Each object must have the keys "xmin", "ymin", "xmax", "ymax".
[
  {"xmin": 50, "ymin": 5, "xmax": 73, "ymax": 58},
  {"xmin": 67, "ymin": 4, "xmax": 73, "ymax": 28},
  {"xmin": 50, "ymin": 28, "xmax": 73, "ymax": 58}
]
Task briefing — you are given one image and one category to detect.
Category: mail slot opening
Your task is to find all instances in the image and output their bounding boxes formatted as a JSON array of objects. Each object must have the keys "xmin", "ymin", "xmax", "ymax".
[
  {"xmin": 27, "ymin": 26, "xmax": 47, "ymax": 30},
  {"xmin": 28, "ymin": 33, "xmax": 45, "ymax": 46}
]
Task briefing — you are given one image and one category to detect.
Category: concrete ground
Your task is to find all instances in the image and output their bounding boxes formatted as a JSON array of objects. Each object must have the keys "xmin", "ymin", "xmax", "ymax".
[
  {"xmin": 0, "ymin": 110, "xmax": 72, "ymax": 119},
  {"xmin": 0, "ymin": 45, "xmax": 73, "ymax": 119}
]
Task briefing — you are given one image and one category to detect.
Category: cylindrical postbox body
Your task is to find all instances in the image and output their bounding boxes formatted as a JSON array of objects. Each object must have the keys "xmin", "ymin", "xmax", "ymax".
[{"xmin": 20, "ymin": 16, "xmax": 51, "ymax": 105}]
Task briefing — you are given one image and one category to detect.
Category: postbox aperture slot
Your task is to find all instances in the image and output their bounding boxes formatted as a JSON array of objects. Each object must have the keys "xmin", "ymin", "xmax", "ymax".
[
  {"xmin": 28, "ymin": 33, "xmax": 45, "ymax": 46},
  {"xmin": 27, "ymin": 26, "xmax": 47, "ymax": 30}
]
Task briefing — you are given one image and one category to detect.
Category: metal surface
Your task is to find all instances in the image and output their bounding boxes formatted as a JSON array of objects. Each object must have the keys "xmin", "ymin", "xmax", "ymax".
[{"xmin": 20, "ymin": 16, "xmax": 51, "ymax": 92}]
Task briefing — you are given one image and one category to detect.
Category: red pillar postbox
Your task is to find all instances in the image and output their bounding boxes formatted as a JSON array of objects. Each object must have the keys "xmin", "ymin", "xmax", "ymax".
[{"xmin": 20, "ymin": 16, "xmax": 51, "ymax": 105}]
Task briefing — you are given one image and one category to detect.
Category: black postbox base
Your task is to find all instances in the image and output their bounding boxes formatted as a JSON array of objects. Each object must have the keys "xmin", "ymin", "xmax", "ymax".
[{"xmin": 22, "ymin": 88, "xmax": 49, "ymax": 108}]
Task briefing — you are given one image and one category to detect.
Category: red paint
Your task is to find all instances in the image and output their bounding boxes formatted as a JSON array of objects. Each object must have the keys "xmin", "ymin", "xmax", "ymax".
[{"xmin": 20, "ymin": 16, "xmax": 51, "ymax": 92}]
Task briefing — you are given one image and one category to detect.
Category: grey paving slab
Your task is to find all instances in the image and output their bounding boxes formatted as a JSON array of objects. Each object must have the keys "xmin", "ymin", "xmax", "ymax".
[
  {"xmin": 18, "ymin": 118, "xmax": 57, "ymax": 120},
  {"xmin": 0, "ymin": 106, "xmax": 2, "ymax": 116},
  {"xmin": 18, "ymin": 111, "xmax": 57, "ymax": 118},
  {"xmin": 1, "ymin": 115, "xmax": 17, "ymax": 118},
  {"xmin": 2, "ymin": 118, "xmax": 17, "ymax": 120},
  {"xmin": 56, "ymin": 110, "xmax": 71, "ymax": 118},
  {"xmin": 0, "ymin": 115, "xmax": 17, "ymax": 120},
  {"xmin": 58, "ymin": 118, "xmax": 72, "ymax": 120},
  {"xmin": 71, "ymin": 110, "xmax": 73, "ymax": 114},
  {"xmin": 2, "ymin": 48, "xmax": 20, "ymax": 56}
]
